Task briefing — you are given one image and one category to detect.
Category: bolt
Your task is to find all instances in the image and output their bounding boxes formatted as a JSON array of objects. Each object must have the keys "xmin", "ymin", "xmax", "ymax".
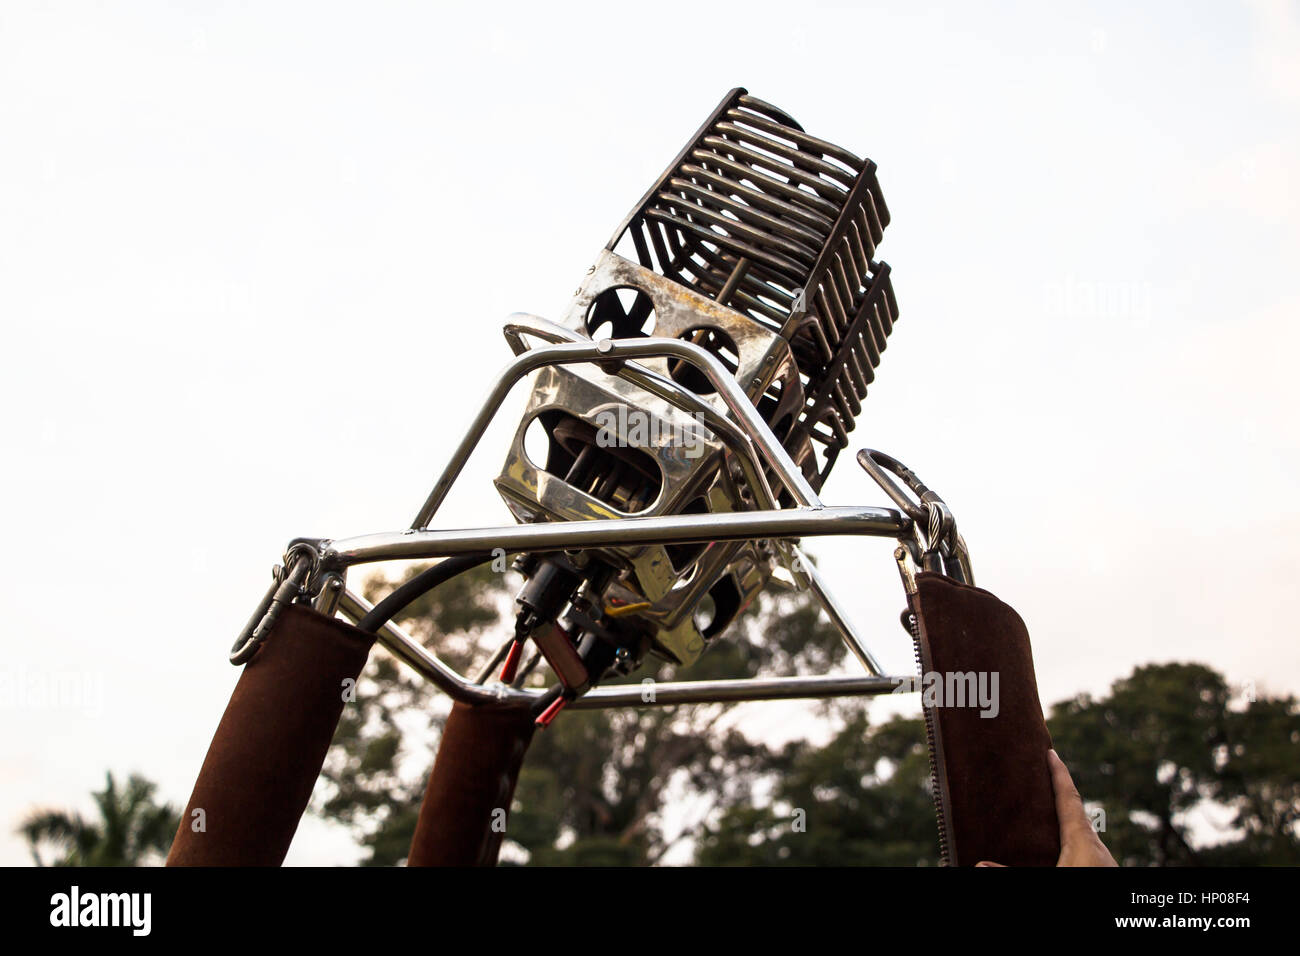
[{"xmin": 596, "ymin": 338, "xmax": 614, "ymax": 355}]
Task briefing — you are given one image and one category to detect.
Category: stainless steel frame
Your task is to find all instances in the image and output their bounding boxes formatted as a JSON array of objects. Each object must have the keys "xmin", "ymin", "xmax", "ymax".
[{"xmin": 235, "ymin": 332, "xmax": 945, "ymax": 708}]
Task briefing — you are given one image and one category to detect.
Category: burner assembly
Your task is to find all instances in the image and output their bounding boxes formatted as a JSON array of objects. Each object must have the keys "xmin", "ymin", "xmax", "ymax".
[
  {"xmin": 176, "ymin": 88, "xmax": 1014, "ymax": 870},
  {"xmin": 491, "ymin": 89, "xmax": 904, "ymax": 710},
  {"xmin": 228, "ymin": 88, "xmax": 964, "ymax": 723}
]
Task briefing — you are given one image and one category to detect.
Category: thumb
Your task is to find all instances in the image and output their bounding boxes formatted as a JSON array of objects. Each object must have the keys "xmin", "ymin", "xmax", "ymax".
[
  {"xmin": 1048, "ymin": 749, "xmax": 1096, "ymax": 846},
  {"xmin": 975, "ymin": 860, "xmax": 1005, "ymax": 867}
]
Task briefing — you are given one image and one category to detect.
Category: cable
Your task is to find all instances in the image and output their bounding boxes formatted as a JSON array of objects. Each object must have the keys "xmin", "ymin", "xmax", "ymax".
[{"xmin": 358, "ymin": 552, "xmax": 494, "ymax": 633}]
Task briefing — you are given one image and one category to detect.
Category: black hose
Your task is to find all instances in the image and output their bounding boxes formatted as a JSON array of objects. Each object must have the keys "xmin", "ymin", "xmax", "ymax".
[{"xmin": 358, "ymin": 552, "xmax": 494, "ymax": 633}]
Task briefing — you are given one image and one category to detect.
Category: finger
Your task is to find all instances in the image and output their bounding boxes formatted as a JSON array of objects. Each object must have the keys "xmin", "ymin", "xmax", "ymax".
[
  {"xmin": 975, "ymin": 861, "xmax": 1005, "ymax": 867},
  {"xmin": 1048, "ymin": 749, "xmax": 1096, "ymax": 844}
]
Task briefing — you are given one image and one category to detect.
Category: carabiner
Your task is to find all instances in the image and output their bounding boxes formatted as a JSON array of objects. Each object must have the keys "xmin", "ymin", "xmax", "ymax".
[
  {"xmin": 857, "ymin": 448, "xmax": 974, "ymax": 586},
  {"xmin": 229, "ymin": 541, "xmax": 320, "ymax": 665}
]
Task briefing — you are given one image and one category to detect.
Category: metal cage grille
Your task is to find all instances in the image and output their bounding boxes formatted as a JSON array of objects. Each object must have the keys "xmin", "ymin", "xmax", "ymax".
[{"xmin": 610, "ymin": 88, "xmax": 899, "ymax": 489}]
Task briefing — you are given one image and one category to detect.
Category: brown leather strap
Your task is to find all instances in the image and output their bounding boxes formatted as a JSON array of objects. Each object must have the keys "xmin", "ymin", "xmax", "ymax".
[
  {"xmin": 166, "ymin": 604, "xmax": 375, "ymax": 866},
  {"xmin": 406, "ymin": 701, "xmax": 536, "ymax": 866},
  {"xmin": 912, "ymin": 571, "xmax": 1060, "ymax": 866}
]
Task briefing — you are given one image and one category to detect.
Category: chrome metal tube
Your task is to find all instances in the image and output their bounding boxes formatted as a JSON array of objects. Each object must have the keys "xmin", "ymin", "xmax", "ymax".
[
  {"xmin": 337, "ymin": 587, "xmax": 909, "ymax": 709},
  {"xmin": 568, "ymin": 674, "xmax": 902, "ymax": 707},
  {"xmin": 330, "ymin": 505, "xmax": 910, "ymax": 569}
]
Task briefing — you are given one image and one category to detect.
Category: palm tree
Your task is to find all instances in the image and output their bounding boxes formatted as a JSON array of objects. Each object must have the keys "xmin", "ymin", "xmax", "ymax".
[{"xmin": 19, "ymin": 771, "xmax": 180, "ymax": 866}]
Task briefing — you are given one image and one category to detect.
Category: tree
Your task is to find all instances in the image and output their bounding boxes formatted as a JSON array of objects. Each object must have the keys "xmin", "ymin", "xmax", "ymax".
[
  {"xmin": 696, "ymin": 712, "xmax": 939, "ymax": 866},
  {"xmin": 703, "ymin": 662, "xmax": 1298, "ymax": 866},
  {"xmin": 19, "ymin": 771, "xmax": 179, "ymax": 867},
  {"xmin": 1048, "ymin": 663, "xmax": 1300, "ymax": 866},
  {"xmin": 1212, "ymin": 694, "xmax": 1300, "ymax": 864}
]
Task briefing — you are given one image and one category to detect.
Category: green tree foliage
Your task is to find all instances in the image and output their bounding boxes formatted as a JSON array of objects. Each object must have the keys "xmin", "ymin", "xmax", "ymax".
[
  {"xmin": 1214, "ymin": 694, "xmax": 1300, "ymax": 864},
  {"xmin": 696, "ymin": 712, "xmax": 937, "ymax": 865},
  {"xmin": 1048, "ymin": 663, "xmax": 1300, "ymax": 866},
  {"xmin": 18, "ymin": 771, "xmax": 179, "ymax": 866}
]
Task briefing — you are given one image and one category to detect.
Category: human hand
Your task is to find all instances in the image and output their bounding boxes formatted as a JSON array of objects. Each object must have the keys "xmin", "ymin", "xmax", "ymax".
[{"xmin": 976, "ymin": 749, "xmax": 1118, "ymax": 867}]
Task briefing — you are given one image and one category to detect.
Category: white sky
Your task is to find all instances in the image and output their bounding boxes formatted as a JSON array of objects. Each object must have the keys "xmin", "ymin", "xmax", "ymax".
[{"xmin": 1, "ymin": 1, "xmax": 1296, "ymax": 865}]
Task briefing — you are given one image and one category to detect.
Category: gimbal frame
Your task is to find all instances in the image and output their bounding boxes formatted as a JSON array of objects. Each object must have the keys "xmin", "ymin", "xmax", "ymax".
[{"xmin": 231, "ymin": 318, "xmax": 972, "ymax": 712}]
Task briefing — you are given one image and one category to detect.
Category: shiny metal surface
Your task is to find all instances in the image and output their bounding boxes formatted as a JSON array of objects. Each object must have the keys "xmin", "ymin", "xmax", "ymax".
[
  {"xmin": 502, "ymin": 314, "xmax": 780, "ymax": 512},
  {"xmin": 412, "ymin": 334, "xmax": 820, "ymax": 531},
  {"xmin": 500, "ymin": 313, "xmax": 797, "ymax": 661},
  {"xmin": 569, "ymin": 674, "xmax": 901, "ymax": 708},
  {"xmin": 327, "ymin": 505, "xmax": 909, "ymax": 568},
  {"xmin": 337, "ymin": 587, "xmax": 907, "ymax": 710}
]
